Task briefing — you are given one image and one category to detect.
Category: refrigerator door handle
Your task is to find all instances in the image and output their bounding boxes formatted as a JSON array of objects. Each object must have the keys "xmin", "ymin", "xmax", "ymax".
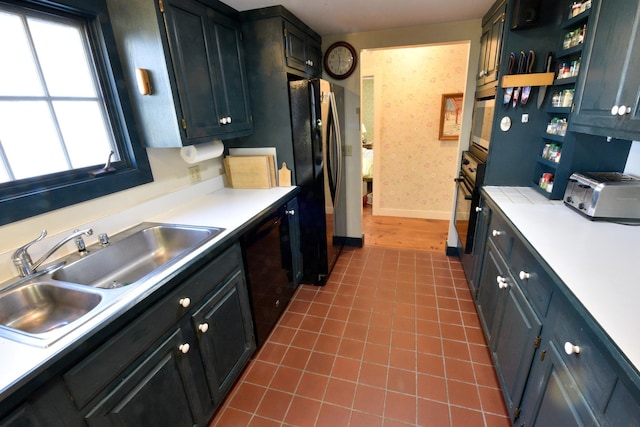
[{"xmin": 327, "ymin": 91, "xmax": 343, "ymax": 211}]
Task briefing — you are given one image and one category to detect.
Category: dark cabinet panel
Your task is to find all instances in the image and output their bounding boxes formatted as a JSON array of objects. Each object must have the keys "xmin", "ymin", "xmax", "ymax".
[
  {"xmin": 108, "ymin": 0, "xmax": 252, "ymax": 147},
  {"xmin": 491, "ymin": 281, "xmax": 542, "ymax": 420},
  {"xmin": 193, "ymin": 271, "xmax": 255, "ymax": 403},
  {"xmin": 84, "ymin": 328, "xmax": 206, "ymax": 427},
  {"xmin": 519, "ymin": 341, "xmax": 597, "ymax": 426},
  {"xmin": 476, "ymin": 0, "xmax": 506, "ymax": 93},
  {"xmin": 571, "ymin": 0, "xmax": 640, "ymax": 140},
  {"xmin": 476, "ymin": 241, "xmax": 508, "ymax": 343}
]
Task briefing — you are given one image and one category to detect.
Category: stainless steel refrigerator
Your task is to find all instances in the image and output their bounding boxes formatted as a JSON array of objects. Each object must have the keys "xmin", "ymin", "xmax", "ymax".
[{"xmin": 289, "ymin": 79, "xmax": 345, "ymax": 285}]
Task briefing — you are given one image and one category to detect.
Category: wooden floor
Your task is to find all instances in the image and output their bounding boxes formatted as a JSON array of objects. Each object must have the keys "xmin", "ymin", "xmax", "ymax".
[{"xmin": 361, "ymin": 205, "xmax": 450, "ymax": 252}]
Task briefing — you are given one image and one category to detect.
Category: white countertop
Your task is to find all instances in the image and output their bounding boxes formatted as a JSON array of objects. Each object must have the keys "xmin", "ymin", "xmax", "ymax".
[
  {"xmin": 484, "ymin": 186, "xmax": 640, "ymax": 371},
  {"xmin": 0, "ymin": 181, "xmax": 297, "ymax": 398}
]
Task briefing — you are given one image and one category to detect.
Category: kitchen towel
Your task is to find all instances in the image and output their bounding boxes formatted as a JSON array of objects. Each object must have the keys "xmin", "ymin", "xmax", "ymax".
[{"xmin": 180, "ymin": 140, "xmax": 224, "ymax": 164}]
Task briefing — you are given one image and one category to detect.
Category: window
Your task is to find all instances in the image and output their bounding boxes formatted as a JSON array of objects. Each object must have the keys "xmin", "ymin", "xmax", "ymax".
[{"xmin": 0, "ymin": 0, "xmax": 153, "ymax": 226}]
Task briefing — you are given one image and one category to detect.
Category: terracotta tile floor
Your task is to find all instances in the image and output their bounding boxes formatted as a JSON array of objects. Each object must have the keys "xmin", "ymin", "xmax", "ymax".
[{"xmin": 211, "ymin": 246, "xmax": 510, "ymax": 426}]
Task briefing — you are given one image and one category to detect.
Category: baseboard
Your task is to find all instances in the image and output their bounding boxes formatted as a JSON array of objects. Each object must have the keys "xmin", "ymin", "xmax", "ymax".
[
  {"xmin": 374, "ymin": 207, "xmax": 451, "ymax": 220},
  {"xmin": 446, "ymin": 246, "xmax": 460, "ymax": 257},
  {"xmin": 334, "ymin": 235, "xmax": 364, "ymax": 248}
]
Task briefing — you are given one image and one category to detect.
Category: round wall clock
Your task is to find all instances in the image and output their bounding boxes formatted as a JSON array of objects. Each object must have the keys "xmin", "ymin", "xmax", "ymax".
[{"xmin": 323, "ymin": 41, "xmax": 358, "ymax": 80}]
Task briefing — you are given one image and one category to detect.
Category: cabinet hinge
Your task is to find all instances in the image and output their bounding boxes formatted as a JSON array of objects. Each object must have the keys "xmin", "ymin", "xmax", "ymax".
[
  {"xmin": 540, "ymin": 349, "xmax": 547, "ymax": 361},
  {"xmin": 514, "ymin": 408, "xmax": 521, "ymax": 420},
  {"xmin": 283, "ymin": 28, "xmax": 288, "ymax": 38},
  {"xmin": 158, "ymin": 0, "xmax": 164, "ymax": 13},
  {"xmin": 181, "ymin": 118, "xmax": 187, "ymax": 130},
  {"xmin": 533, "ymin": 336, "xmax": 541, "ymax": 349}
]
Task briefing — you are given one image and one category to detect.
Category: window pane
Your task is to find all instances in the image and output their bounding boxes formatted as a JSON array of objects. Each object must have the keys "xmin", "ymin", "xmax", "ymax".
[
  {"xmin": 0, "ymin": 101, "xmax": 68, "ymax": 179},
  {"xmin": 28, "ymin": 17, "xmax": 97, "ymax": 98},
  {"xmin": 54, "ymin": 101, "xmax": 118, "ymax": 168},
  {"xmin": 0, "ymin": 11, "xmax": 44, "ymax": 96}
]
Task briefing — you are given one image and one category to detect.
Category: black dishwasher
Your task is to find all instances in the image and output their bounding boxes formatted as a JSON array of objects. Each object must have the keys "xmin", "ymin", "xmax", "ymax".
[{"xmin": 241, "ymin": 198, "xmax": 302, "ymax": 347}]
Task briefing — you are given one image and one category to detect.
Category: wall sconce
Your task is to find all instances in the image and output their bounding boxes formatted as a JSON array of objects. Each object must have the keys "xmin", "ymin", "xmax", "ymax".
[{"xmin": 135, "ymin": 68, "xmax": 152, "ymax": 95}]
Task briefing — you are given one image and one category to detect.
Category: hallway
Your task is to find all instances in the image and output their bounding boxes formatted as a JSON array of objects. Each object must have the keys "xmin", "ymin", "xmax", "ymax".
[{"xmin": 211, "ymin": 219, "xmax": 510, "ymax": 426}]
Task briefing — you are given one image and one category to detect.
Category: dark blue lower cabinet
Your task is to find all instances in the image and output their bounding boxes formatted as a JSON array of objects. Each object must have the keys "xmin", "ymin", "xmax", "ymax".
[
  {"xmin": 518, "ymin": 341, "xmax": 597, "ymax": 426},
  {"xmin": 491, "ymin": 281, "xmax": 542, "ymax": 421},
  {"xmin": 84, "ymin": 328, "xmax": 209, "ymax": 427},
  {"xmin": 476, "ymin": 194, "xmax": 640, "ymax": 426}
]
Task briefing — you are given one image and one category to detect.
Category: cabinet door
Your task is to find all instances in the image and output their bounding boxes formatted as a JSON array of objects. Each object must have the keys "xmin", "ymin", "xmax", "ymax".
[
  {"xmin": 571, "ymin": 0, "xmax": 640, "ymax": 139},
  {"xmin": 209, "ymin": 12, "xmax": 253, "ymax": 136},
  {"xmin": 192, "ymin": 271, "xmax": 255, "ymax": 404},
  {"xmin": 164, "ymin": 0, "xmax": 223, "ymax": 141},
  {"xmin": 284, "ymin": 197, "xmax": 303, "ymax": 286},
  {"xmin": 85, "ymin": 328, "xmax": 209, "ymax": 427},
  {"xmin": 0, "ymin": 405, "xmax": 42, "ymax": 427},
  {"xmin": 476, "ymin": 241, "xmax": 509, "ymax": 343},
  {"xmin": 519, "ymin": 341, "xmax": 598, "ymax": 426},
  {"xmin": 469, "ymin": 197, "xmax": 491, "ymax": 296},
  {"xmin": 491, "ymin": 281, "xmax": 542, "ymax": 420},
  {"xmin": 477, "ymin": 2, "xmax": 506, "ymax": 88},
  {"xmin": 283, "ymin": 21, "xmax": 308, "ymax": 73}
]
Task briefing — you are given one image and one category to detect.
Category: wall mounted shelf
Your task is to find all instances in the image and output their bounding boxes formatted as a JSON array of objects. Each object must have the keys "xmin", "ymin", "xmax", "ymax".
[{"xmin": 501, "ymin": 72, "xmax": 555, "ymax": 88}]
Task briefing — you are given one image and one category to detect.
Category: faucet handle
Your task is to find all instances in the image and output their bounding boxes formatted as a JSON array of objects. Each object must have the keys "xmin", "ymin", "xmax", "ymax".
[
  {"xmin": 13, "ymin": 230, "xmax": 47, "ymax": 259},
  {"xmin": 12, "ymin": 230, "xmax": 47, "ymax": 276}
]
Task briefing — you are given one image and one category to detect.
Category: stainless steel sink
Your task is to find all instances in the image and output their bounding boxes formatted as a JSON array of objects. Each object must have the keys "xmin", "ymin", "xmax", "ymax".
[
  {"xmin": 52, "ymin": 223, "xmax": 224, "ymax": 289},
  {"xmin": 0, "ymin": 222, "xmax": 224, "ymax": 347},
  {"xmin": 0, "ymin": 281, "xmax": 103, "ymax": 345}
]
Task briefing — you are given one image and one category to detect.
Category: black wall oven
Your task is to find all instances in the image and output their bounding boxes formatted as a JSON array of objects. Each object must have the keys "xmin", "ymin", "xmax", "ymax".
[{"xmin": 454, "ymin": 151, "xmax": 486, "ymax": 275}]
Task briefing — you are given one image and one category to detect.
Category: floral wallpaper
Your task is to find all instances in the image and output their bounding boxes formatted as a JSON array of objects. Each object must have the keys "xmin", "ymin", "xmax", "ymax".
[{"xmin": 363, "ymin": 44, "xmax": 468, "ymax": 219}]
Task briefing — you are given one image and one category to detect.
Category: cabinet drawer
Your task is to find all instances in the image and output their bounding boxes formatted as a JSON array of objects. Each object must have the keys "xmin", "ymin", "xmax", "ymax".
[
  {"xmin": 64, "ymin": 243, "xmax": 242, "ymax": 410},
  {"xmin": 487, "ymin": 210, "xmax": 513, "ymax": 260},
  {"xmin": 548, "ymin": 297, "xmax": 617, "ymax": 413},
  {"xmin": 510, "ymin": 239, "xmax": 553, "ymax": 318}
]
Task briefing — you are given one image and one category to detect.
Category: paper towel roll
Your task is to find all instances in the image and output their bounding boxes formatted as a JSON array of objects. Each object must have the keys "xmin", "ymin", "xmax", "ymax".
[{"xmin": 180, "ymin": 140, "xmax": 224, "ymax": 164}]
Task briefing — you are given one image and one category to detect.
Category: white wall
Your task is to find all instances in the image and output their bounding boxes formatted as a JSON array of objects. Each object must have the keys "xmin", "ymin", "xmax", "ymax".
[{"xmin": 322, "ymin": 19, "xmax": 482, "ymax": 247}]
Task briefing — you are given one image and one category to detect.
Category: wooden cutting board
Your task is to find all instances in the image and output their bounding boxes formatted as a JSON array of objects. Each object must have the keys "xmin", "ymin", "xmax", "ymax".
[
  {"xmin": 224, "ymin": 155, "xmax": 275, "ymax": 189},
  {"xmin": 278, "ymin": 162, "xmax": 292, "ymax": 187}
]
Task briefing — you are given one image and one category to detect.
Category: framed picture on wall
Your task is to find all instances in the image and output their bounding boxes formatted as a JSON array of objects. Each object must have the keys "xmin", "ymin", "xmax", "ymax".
[{"xmin": 439, "ymin": 93, "xmax": 464, "ymax": 140}]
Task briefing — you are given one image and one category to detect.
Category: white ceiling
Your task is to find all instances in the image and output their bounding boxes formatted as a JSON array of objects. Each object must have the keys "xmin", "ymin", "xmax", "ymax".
[{"xmin": 223, "ymin": 0, "xmax": 495, "ymax": 36}]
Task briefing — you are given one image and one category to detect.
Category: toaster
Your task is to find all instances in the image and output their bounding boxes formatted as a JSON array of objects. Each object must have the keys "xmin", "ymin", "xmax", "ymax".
[{"xmin": 563, "ymin": 172, "xmax": 640, "ymax": 221}]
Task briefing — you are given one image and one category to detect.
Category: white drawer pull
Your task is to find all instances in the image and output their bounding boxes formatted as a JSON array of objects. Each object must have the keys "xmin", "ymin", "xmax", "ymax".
[
  {"xmin": 564, "ymin": 342, "xmax": 581, "ymax": 355},
  {"xmin": 198, "ymin": 323, "xmax": 209, "ymax": 333},
  {"xmin": 519, "ymin": 271, "xmax": 531, "ymax": 280},
  {"xmin": 179, "ymin": 297, "xmax": 191, "ymax": 308},
  {"xmin": 475, "ymin": 207, "xmax": 483, "ymax": 213},
  {"xmin": 492, "ymin": 230, "xmax": 504, "ymax": 237},
  {"xmin": 179, "ymin": 343, "xmax": 190, "ymax": 354}
]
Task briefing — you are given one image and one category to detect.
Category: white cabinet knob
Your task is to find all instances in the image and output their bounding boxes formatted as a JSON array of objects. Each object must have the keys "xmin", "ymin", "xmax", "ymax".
[
  {"xmin": 219, "ymin": 117, "xmax": 232, "ymax": 125},
  {"xmin": 492, "ymin": 230, "xmax": 504, "ymax": 237},
  {"xmin": 564, "ymin": 342, "xmax": 581, "ymax": 355},
  {"xmin": 227, "ymin": 116, "xmax": 232, "ymax": 123},
  {"xmin": 285, "ymin": 209, "xmax": 295, "ymax": 215},
  {"xmin": 611, "ymin": 105, "xmax": 632, "ymax": 116},
  {"xmin": 179, "ymin": 297, "xmax": 191, "ymax": 308},
  {"xmin": 179, "ymin": 343, "xmax": 190, "ymax": 354},
  {"xmin": 475, "ymin": 207, "xmax": 483, "ymax": 213},
  {"xmin": 519, "ymin": 271, "xmax": 531, "ymax": 280},
  {"xmin": 198, "ymin": 323, "xmax": 209, "ymax": 333},
  {"xmin": 496, "ymin": 276, "xmax": 509, "ymax": 289}
]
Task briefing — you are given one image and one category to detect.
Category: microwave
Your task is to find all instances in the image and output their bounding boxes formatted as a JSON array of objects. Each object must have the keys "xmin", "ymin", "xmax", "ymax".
[{"xmin": 470, "ymin": 97, "xmax": 495, "ymax": 157}]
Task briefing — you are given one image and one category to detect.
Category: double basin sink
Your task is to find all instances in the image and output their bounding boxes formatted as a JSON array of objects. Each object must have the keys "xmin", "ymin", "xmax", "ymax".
[{"xmin": 0, "ymin": 223, "xmax": 224, "ymax": 347}]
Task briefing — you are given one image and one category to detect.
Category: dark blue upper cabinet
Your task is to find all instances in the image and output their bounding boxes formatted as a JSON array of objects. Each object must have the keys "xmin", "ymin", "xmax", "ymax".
[
  {"xmin": 570, "ymin": 0, "xmax": 640, "ymax": 140},
  {"xmin": 107, "ymin": 0, "xmax": 252, "ymax": 148}
]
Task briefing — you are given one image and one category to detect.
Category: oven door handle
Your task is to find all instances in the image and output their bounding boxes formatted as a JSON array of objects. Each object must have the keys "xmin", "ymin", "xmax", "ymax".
[{"xmin": 455, "ymin": 178, "xmax": 474, "ymax": 200}]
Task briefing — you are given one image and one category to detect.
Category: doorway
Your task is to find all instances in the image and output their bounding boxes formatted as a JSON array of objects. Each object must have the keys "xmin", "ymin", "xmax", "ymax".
[{"xmin": 359, "ymin": 43, "xmax": 470, "ymax": 223}]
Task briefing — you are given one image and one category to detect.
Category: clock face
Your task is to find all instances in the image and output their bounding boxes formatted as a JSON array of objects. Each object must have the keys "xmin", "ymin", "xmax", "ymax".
[{"xmin": 324, "ymin": 42, "xmax": 357, "ymax": 79}]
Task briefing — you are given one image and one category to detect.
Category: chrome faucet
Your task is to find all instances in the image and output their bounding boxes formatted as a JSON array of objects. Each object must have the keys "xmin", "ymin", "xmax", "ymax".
[{"xmin": 12, "ymin": 228, "xmax": 93, "ymax": 277}]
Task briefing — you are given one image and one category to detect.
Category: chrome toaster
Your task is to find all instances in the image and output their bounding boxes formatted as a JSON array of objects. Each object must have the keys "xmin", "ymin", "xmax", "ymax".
[{"xmin": 563, "ymin": 172, "xmax": 640, "ymax": 221}]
